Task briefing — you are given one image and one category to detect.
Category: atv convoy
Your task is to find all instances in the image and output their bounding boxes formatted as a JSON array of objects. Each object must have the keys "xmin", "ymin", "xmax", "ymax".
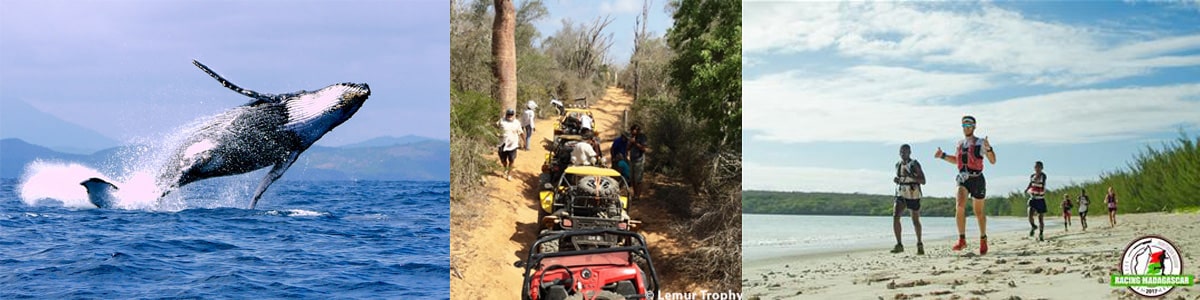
[
  {"xmin": 537, "ymin": 166, "xmax": 638, "ymax": 252},
  {"xmin": 517, "ymin": 229, "xmax": 659, "ymax": 300}
]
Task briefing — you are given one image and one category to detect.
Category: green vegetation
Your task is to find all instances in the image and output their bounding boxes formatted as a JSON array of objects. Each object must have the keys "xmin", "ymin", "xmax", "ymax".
[
  {"xmin": 450, "ymin": 0, "xmax": 612, "ymax": 202},
  {"xmin": 743, "ymin": 191, "xmax": 961, "ymax": 217},
  {"xmin": 745, "ymin": 133, "xmax": 1199, "ymax": 219},
  {"xmin": 614, "ymin": 0, "xmax": 742, "ymax": 290}
]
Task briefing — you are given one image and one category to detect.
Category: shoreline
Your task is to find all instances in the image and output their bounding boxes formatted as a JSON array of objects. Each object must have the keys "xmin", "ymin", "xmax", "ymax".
[
  {"xmin": 744, "ymin": 212, "xmax": 1200, "ymax": 299},
  {"xmin": 744, "ymin": 215, "xmax": 1037, "ymax": 266}
]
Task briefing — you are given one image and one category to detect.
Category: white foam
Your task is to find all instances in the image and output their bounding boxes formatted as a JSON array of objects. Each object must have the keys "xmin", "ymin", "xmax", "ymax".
[
  {"xmin": 17, "ymin": 161, "xmax": 163, "ymax": 210},
  {"xmin": 285, "ymin": 209, "xmax": 326, "ymax": 217}
]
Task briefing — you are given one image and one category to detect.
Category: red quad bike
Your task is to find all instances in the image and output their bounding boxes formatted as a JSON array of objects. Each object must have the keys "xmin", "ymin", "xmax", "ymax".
[{"xmin": 515, "ymin": 229, "xmax": 660, "ymax": 300}]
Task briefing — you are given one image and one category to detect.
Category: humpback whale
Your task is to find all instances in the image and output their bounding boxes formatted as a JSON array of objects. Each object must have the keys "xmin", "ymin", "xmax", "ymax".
[{"xmin": 82, "ymin": 60, "xmax": 370, "ymax": 209}]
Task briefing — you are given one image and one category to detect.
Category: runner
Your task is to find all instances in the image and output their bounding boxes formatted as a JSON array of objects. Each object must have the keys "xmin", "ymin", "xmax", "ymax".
[
  {"xmin": 1106, "ymin": 186, "xmax": 1118, "ymax": 228},
  {"xmin": 890, "ymin": 144, "xmax": 926, "ymax": 255},
  {"xmin": 1077, "ymin": 188, "xmax": 1090, "ymax": 231},
  {"xmin": 934, "ymin": 115, "xmax": 996, "ymax": 255},
  {"xmin": 497, "ymin": 108, "xmax": 525, "ymax": 181},
  {"xmin": 1025, "ymin": 161, "xmax": 1048, "ymax": 242},
  {"xmin": 1061, "ymin": 193, "xmax": 1072, "ymax": 231}
]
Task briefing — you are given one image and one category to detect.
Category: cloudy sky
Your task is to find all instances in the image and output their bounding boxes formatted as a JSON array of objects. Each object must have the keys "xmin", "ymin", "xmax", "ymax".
[
  {"xmin": 0, "ymin": 0, "xmax": 448, "ymax": 146},
  {"xmin": 744, "ymin": 1, "xmax": 1200, "ymax": 197},
  {"xmin": 534, "ymin": 0, "xmax": 674, "ymax": 66}
]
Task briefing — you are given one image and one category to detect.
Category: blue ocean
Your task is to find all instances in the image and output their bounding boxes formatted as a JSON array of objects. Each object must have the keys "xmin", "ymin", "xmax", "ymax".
[{"xmin": 0, "ymin": 178, "xmax": 449, "ymax": 299}]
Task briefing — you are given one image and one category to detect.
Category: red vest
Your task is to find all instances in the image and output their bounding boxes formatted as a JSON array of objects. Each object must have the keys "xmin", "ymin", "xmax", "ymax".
[{"xmin": 956, "ymin": 138, "xmax": 985, "ymax": 172}]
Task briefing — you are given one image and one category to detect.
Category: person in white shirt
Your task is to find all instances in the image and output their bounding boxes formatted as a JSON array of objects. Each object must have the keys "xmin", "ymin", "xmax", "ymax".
[
  {"xmin": 550, "ymin": 98, "xmax": 564, "ymax": 116},
  {"xmin": 497, "ymin": 109, "xmax": 524, "ymax": 181},
  {"xmin": 580, "ymin": 113, "xmax": 594, "ymax": 136},
  {"xmin": 571, "ymin": 137, "xmax": 601, "ymax": 166},
  {"xmin": 522, "ymin": 101, "xmax": 536, "ymax": 150}
]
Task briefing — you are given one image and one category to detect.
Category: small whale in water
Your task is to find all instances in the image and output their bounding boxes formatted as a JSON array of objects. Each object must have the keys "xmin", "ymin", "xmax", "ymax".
[{"xmin": 82, "ymin": 60, "xmax": 370, "ymax": 209}]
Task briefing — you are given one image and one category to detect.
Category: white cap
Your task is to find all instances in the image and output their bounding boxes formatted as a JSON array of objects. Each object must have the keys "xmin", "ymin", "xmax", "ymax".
[{"xmin": 527, "ymin": 100, "xmax": 537, "ymax": 109}]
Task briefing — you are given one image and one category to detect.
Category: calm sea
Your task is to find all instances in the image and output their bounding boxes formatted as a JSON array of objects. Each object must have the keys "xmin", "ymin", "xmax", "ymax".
[
  {"xmin": 0, "ymin": 179, "xmax": 449, "ymax": 299},
  {"xmin": 743, "ymin": 214, "xmax": 1039, "ymax": 262}
]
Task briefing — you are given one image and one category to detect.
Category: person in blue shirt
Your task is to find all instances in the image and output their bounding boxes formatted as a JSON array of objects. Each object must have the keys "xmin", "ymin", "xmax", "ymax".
[{"xmin": 611, "ymin": 132, "xmax": 629, "ymax": 163}]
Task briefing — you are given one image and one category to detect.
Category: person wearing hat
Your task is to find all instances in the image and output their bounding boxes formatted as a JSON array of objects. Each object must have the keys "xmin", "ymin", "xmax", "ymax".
[
  {"xmin": 497, "ymin": 108, "xmax": 525, "ymax": 181},
  {"xmin": 522, "ymin": 101, "xmax": 537, "ymax": 150},
  {"xmin": 934, "ymin": 115, "xmax": 996, "ymax": 255},
  {"xmin": 571, "ymin": 134, "xmax": 602, "ymax": 166},
  {"xmin": 550, "ymin": 97, "xmax": 564, "ymax": 116}
]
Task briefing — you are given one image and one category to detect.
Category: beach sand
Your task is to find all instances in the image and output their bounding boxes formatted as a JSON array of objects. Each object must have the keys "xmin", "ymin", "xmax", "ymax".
[{"xmin": 744, "ymin": 212, "xmax": 1200, "ymax": 300}]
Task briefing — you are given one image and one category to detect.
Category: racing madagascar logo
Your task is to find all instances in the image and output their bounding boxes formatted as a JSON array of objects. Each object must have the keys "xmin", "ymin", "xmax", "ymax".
[{"xmin": 1112, "ymin": 235, "xmax": 1195, "ymax": 297}]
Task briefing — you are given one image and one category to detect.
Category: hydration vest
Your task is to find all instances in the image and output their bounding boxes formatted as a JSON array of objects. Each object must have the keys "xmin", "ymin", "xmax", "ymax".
[
  {"xmin": 956, "ymin": 137, "xmax": 985, "ymax": 172},
  {"xmin": 1028, "ymin": 173, "xmax": 1046, "ymax": 198},
  {"xmin": 896, "ymin": 159, "xmax": 922, "ymax": 200}
]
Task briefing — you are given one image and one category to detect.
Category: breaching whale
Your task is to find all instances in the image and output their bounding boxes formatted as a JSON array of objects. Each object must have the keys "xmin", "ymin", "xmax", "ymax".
[{"xmin": 82, "ymin": 60, "xmax": 370, "ymax": 209}]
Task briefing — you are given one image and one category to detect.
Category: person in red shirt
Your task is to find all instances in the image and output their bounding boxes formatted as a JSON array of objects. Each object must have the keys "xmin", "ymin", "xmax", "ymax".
[{"xmin": 935, "ymin": 115, "xmax": 996, "ymax": 255}]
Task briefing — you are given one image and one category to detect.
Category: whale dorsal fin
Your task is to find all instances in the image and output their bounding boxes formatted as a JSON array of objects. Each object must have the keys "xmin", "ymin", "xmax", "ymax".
[{"xmin": 192, "ymin": 60, "xmax": 283, "ymax": 105}]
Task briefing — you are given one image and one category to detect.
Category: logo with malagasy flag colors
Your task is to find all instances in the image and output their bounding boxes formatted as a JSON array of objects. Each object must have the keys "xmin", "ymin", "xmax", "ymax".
[{"xmin": 1112, "ymin": 235, "xmax": 1195, "ymax": 297}]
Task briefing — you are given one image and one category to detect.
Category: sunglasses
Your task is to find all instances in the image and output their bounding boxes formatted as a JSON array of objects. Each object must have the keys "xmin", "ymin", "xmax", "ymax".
[{"xmin": 961, "ymin": 123, "xmax": 975, "ymax": 128}]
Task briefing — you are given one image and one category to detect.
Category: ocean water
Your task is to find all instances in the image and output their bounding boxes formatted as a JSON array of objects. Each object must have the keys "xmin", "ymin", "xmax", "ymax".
[
  {"xmin": 0, "ymin": 178, "xmax": 449, "ymax": 299},
  {"xmin": 743, "ymin": 214, "xmax": 1040, "ymax": 262}
]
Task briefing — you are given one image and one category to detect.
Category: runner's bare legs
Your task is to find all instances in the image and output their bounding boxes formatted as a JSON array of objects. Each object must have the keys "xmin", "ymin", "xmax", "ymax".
[{"xmin": 973, "ymin": 198, "xmax": 986, "ymax": 238}]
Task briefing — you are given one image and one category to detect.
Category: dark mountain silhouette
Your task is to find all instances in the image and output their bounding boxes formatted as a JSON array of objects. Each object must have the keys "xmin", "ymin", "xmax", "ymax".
[
  {"xmin": 0, "ymin": 138, "xmax": 448, "ymax": 181},
  {"xmin": 0, "ymin": 100, "xmax": 120, "ymax": 154}
]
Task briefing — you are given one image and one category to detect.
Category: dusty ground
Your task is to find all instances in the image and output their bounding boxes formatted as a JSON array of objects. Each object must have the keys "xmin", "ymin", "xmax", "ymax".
[
  {"xmin": 451, "ymin": 87, "xmax": 706, "ymax": 299},
  {"xmin": 744, "ymin": 212, "xmax": 1200, "ymax": 300}
]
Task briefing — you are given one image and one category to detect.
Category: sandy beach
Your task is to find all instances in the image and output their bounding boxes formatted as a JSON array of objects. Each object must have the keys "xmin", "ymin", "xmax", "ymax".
[{"xmin": 744, "ymin": 212, "xmax": 1200, "ymax": 300}]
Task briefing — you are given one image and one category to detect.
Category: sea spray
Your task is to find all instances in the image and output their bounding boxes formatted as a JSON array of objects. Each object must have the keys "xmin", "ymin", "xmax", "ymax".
[
  {"xmin": 15, "ymin": 113, "xmax": 265, "ymax": 211},
  {"xmin": 19, "ymin": 161, "xmax": 162, "ymax": 210},
  {"xmin": 18, "ymin": 161, "xmax": 106, "ymax": 208}
]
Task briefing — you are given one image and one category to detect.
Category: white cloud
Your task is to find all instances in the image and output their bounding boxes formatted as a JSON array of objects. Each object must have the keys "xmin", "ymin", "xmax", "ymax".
[
  {"xmin": 745, "ymin": 66, "xmax": 1200, "ymax": 144},
  {"xmin": 745, "ymin": 162, "xmax": 1101, "ymax": 197},
  {"xmin": 744, "ymin": 2, "xmax": 1200, "ymax": 86}
]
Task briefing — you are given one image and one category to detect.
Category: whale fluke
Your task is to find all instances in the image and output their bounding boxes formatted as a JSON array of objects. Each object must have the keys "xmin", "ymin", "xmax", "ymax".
[{"xmin": 80, "ymin": 178, "xmax": 119, "ymax": 209}]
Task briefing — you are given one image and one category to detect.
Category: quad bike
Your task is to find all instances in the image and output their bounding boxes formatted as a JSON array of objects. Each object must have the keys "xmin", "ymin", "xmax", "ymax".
[
  {"xmin": 537, "ymin": 166, "xmax": 638, "ymax": 253},
  {"xmin": 516, "ymin": 229, "xmax": 659, "ymax": 300},
  {"xmin": 554, "ymin": 108, "xmax": 597, "ymax": 141}
]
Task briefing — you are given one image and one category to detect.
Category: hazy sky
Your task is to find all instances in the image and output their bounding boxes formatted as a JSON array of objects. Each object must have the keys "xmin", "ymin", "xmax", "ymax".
[
  {"xmin": 0, "ymin": 0, "xmax": 448, "ymax": 146},
  {"xmin": 533, "ymin": 0, "xmax": 674, "ymax": 66},
  {"xmin": 744, "ymin": 1, "xmax": 1200, "ymax": 197}
]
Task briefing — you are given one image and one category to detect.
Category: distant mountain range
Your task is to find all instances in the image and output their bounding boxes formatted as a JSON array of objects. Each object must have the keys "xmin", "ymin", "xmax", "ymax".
[
  {"xmin": 0, "ymin": 100, "xmax": 121, "ymax": 154},
  {"xmin": 0, "ymin": 138, "xmax": 448, "ymax": 181},
  {"xmin": 336, "ymin": 135, "xmax": 444, "ymax": 148}
]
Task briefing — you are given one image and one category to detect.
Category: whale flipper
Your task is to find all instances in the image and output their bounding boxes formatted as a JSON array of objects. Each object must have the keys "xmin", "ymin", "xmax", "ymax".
[
  {"xmin": 80, "ymin": 178, "xmax": 119, "ymax": 209},
  {"xmin": 192, "ymin": 60, "xmax": 284, "ymax": 104},
  {"xmin": 248, "ymin": 151, "xmax": 301, "ymax": 209}
]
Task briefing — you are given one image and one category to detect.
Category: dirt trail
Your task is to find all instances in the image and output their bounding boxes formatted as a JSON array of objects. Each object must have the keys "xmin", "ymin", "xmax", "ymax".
[{"xmin": 451, "ymin": 87, "xmax": 699, "ymax": 299}]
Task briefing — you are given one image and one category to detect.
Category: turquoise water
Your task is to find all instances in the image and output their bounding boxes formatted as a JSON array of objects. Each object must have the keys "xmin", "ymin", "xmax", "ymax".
[{"xmin": 743, "ymin": 214, "xmax": 1042, "ymax": 262}]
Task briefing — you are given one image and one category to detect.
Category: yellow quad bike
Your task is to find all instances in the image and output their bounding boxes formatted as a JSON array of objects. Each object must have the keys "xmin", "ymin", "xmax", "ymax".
[{"xmin": 537, "ymin": 166, "xmax": 640, "ymax": 252}]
